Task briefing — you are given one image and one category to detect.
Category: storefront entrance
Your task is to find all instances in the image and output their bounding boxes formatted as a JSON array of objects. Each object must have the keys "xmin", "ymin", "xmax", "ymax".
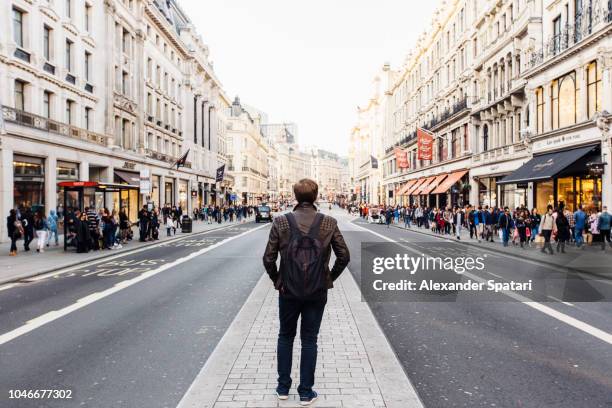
[
  {"xmin": 535, "ymin": 175, "xmax": 602, "ymax": 213},
  {"xmin": 13, "ymin": 155, "xmax": 45, "ymax": 213}
]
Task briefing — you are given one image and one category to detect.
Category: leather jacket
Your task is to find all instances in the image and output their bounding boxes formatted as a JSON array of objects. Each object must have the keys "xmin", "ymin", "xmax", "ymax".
[{"xmin": 262, "ymin": 202, "xmax": 350, "ymax": 289}]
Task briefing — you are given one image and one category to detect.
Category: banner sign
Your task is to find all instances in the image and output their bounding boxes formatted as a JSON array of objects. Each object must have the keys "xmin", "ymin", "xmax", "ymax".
[
  {"xmin": 394, "ymin": 147, "xmax": 409, "ymax": 169},
  {"xmin": 139, "ymin": 169, "xmax": 151, "ymax": 194},
  {"xmin": 215, "ymin": 164, "xmax": 225, "ymax": 182},
  {"xmin": 417, "ymin": 128, "xmax": 434, "ymax": 161}
]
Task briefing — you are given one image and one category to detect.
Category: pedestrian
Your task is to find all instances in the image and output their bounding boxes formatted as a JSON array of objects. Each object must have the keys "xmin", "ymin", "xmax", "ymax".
[
  {"xmin": 119, "ymin": 207, "xmax": 130, "ymax": 244},
  {"xmin": 539, "ymin": 205, "xmax": 555, "ymax": 255},
  {"xmin": 498, "ymin": 207, "xmax": 512, "ymax": 247},
  {"xmin": 22, "ymin": 208, "xmax": 34, "ymax": 251},
  {"xmin": 138, "ymin": 205, "xmax": 149, "ymax": 242},
  {"xmin": 598, "ymin": 206, "xmax": 611, "ymax": 250},
  {"xmin": 573, "ymin": 204, "xmax": 587, "ymax": 249},
  {"xmin": 262, "ymin": 179, "xmax": 350, "ymax": 406},
  {"xmin": 529, "ymin": 208, "xmax": 541, "ymax": 245},
  {"xmin": 556, "ymin": 206, "xmax": 571, "ymax": 253},
  {"xmin": 7, "ymin": 209, "xmax": 24, "ymax": 256},
  {"xmin": 33, "ymin": 210, "xmax": 49, "ymax": 253},
  {"xmin": 455, "ymin": 207, "xmax": 464, "ymax": 240},
  {"xmin": 515, "ymin": 210, "xmax": 528, "ymax": 248},
  {"xmin": 47, "ymin": 209, "xmax": 59, "ymax": 247},
  {"xmin": 76, "ymin": 211, "xmax": 91, "ymax": 253}
]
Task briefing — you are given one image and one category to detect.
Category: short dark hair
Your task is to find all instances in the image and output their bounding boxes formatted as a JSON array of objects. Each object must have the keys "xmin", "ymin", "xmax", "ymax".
[{"xmin": 293, "ymin": 178, "xmax": 318, "ymax": 203}]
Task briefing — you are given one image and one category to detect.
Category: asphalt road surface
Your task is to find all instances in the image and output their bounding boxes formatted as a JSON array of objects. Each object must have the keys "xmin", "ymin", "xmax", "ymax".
[{"xmin": 0, "ymin": 209, "xmax": 610, "ymax": 408}]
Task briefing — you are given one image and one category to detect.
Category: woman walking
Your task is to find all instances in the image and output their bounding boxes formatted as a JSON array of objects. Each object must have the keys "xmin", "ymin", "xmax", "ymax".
[
  {"xmin": 7, "ymin": 209, "xmax": 23, "ymax": 256},
  {"xmin": 34, "ymin": 210, "xmax": 49, "ymax": 253},
  {"xmin": 539, "ymin": 205, "xmax": 555, "ymax": 255},
  {"xmin": 47, "ymin": 210, "xmax": 59, "ymax": 247},
  {"xmin": 555, "ymin": 207, "xmax": 571, "ymax": 253}
]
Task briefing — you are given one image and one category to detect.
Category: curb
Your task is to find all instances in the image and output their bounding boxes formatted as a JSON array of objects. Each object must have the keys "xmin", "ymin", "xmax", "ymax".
[
  {"xmin": 0, "ymin": 222, "xmax": 245, "ymax": 286},
  {"xmin": 353, "ymin": 217, "xmax": 612, "ymax": 280}
]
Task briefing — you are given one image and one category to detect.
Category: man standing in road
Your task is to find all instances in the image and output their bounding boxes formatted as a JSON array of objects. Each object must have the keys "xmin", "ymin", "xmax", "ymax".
[{"xmin": 263, "ymin": 178, "xmax": 350, "ymax": 406}]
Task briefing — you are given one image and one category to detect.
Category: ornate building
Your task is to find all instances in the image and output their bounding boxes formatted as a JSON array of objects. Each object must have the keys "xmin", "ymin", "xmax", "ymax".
[{"xmin": 0, "ymin": 0, "xmax": 229, "ymax": 241}]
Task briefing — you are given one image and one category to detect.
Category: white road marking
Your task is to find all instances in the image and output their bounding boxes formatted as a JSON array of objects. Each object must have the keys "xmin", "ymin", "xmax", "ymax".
[
  {"xmin": 547, "ymin": 295, "xmax": 575, "ymax": 307},
  {"xmin": 487, "ymin": 272, "xmax": 504, "ymax": 280},
  {"xmin": 0, "ymin": 283, "xmax": 19, "ymax": 292},
  {"xmin": 0, "ymin": 223, "xmax": 269, "ymax": 347},
  {"xmin": 22, "ymin": 223, "xmax": 246, "ymax": 282},
  {"xmin": 352, "ymin": 222, "xmax": 612, "ymax": 345}
]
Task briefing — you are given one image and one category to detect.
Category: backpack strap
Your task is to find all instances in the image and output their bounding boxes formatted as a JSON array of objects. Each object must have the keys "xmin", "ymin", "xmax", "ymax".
[
  {"xmin": 307, "ymin": 213, "xmax": 324, "ymax": 239},
  {"xmin": 285, "ymin": 213, "xmax": 302, "ymax": 237}
]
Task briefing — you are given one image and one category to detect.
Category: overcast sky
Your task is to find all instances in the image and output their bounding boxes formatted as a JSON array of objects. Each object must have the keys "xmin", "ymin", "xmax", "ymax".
[{"xmin": 180, "ymin": 0, "xmax": 438, "ymax": 156}]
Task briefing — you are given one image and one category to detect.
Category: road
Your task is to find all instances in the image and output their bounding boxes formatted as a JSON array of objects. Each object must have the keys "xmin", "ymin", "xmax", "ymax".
[{"xmin": 0, "ymin": 209, "xmax": 610, "ymax": 408}]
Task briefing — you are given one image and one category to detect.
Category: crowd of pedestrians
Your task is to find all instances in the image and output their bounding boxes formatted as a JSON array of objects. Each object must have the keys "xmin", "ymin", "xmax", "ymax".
[
  {"xmin": 351, "ymin": 202, "xmax": 612, "ymax": 253},
  {"xmin": 5, "ymin": 202, "xmax": 266, "ymax": 256}
]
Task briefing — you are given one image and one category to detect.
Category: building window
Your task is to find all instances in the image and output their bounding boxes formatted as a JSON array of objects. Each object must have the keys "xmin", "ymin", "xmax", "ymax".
[
  {"xmin": 66, "ymin": 100, "xmax": 74, "ymax": 124},
  {"xmin": 84, "ymin": 51, "xmax": 91, "ymax": 81},
  {"xmin": 536, "ymin": 87, "xmax": 544, "ymax": 134},
  {"xmin": 65, "ymin": 39, "xmax": 73, "ymax": 71},
  {"xmin": 122, "ymin": 28, "xmax": 129, "ymax": 54},
  {"xmin": 66, "ymin": 0, "xmax": 72, "ymax": 18},
  {"xmin": 43, "ymin": 25, "xmax": 51, "ymax": 60},
  {"xmin": 14, "ymin": 80, "xmax": 25, "ymax": 111},
  {"xmin": 482, "ymin": 124, "xmax": 489, "ymax": 152},
  {"xmin": 85, "ymin": 3, "xmax": 91, "ymax": 32},
  {"xmin": 13, "ymin": 8, "xmax": 24, "ymax": 48},
  {"xmin": 122, "ymin": 71, "xmax": 128, "ymax": 95},
  {"xmin": 552, "ymin": 15, "xmax": 561, "ymax": 54},
  {"xmin": 551, "ymin": 72, "xmax": 577, "ymax": 130},
  {"xmin": 43, "ymin": 91, "xmax": 51, "ymax": 118},
  {"xmin": 84, "ymin": 107, "xmax": 91, "ymax": 130},
  {"xmin": 587, "ymin": 61, "xmax": 602, "ymax": 119}
]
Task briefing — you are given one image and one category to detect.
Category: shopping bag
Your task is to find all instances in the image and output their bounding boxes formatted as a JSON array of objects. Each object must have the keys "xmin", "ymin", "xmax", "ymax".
[
  {"xmin": 526, "ymin": 228, "xmax": 531, "ymax": 238},
  {"xmin": 534, "ymin": 234, "xmax": 545, "ymax": 248}
]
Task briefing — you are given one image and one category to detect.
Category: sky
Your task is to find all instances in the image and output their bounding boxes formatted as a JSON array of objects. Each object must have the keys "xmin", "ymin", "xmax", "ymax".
[{"xmin": 180, "ymin": 0, "xmax": 439, "ymax": 156}]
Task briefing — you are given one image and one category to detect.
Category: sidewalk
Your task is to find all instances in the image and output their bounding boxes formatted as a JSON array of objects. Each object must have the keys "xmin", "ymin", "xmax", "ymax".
[
  {"xmin": 0, "ymin": 220, "xmax": 240, "ymax": 285},
  {"xmin": 178, "ymin": 271, "xmax": 423, "ymax": 408},
  {"xmin": 364, "ymin": 216, "xmax": 612, "ymax": 278}
]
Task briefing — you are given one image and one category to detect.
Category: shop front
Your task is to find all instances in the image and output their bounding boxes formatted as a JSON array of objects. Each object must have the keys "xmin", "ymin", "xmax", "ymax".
[
  {"xmin": 114, "ymin": 170, "xmax": 141, "ymax": 221},
  {"xmin": 499, "ymin": 144, "xmax": 602, "ymax": 213},
  {"xmin": 178, "ymin": 179, "xmax": 189, "ymax": 211},
  {"xmin": 164, "ymin": 178, "xmax": 175, "ymax": 206},
  {"xmin": 13, "ymin": 155, "xmax": 45, "ymax": 213},
  {"xmin": 431, "ymin": 170, "xmax": 468, "ymax": 208}
]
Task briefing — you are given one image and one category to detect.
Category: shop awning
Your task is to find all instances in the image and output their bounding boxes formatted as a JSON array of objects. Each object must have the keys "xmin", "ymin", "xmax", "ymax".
[
  {"xmin": 405, "ymin": 178, "xmax": 426, "ymax": 195},
  {"xmin": 114, "ymin": 170, "xmax": 140, "ymax": 185},
  {"xmin": 497, "ymin": 145, "xmax": 597, "ymax": 185},
  {"xmin": 431, "ymin": 170, "xmax": 468, "ymax": 194},
  {"xmin": 413, "ymin": 176, "xmax": 436, "ymax": 195},
  {"xmin": 421, "ymin": 174, "xmax": 448, "ymax": 195},
  {"xmin": 397, "ymin": 180, "xmax": 417, "ymax": 195}
]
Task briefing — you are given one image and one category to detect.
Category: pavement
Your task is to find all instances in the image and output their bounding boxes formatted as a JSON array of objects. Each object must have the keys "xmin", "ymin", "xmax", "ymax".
[
  {"xmin": 0, "ymin": 207, "xmax": 610, "ymax": 408},
  {"xmin": 0, "ymin": 218, "xmax": 246, "ymax": 285},
  {"xmin": 362, "ymin": 215, "xmax": 612, "ymax": 279}
]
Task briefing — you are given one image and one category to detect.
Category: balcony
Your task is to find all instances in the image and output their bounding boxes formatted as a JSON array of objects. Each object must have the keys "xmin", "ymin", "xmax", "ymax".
[
  {"xmin": 2, "ymin": 105, "xmax": 108, "ymax": 146},
  {"xmin": 528, "ymin": 7, "xmax": 612, "ymax": 69},
  {"xmin": 422, "ymin": 98, "xmax": 469, "ymax": 131},
  {"xmin": 471, "ymin": 142, "xmax": 529, "ymax": 165}
]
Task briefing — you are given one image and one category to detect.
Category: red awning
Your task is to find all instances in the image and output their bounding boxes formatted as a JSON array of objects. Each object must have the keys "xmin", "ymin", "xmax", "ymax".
[
  {"xmin": 421, "ymin": 174, "xmax": 448, "ymax": 195},
  {"xmin": 405, "ymin": 178, "xmax": 426, "ymax": 195},
  {"xmin": 57, "ymin": 181, "xmax": 98, "ymax": 188},
  {"xmin": 431, "ymin": 170, "xmax": 468, "ymax": 194},
  {"xmin": 397, "ymin": 179, "xmax": 417, "ymax": 195},
  {"xmin": 413, "ymin": 176, "xmax": 436, "ymax": 195}
]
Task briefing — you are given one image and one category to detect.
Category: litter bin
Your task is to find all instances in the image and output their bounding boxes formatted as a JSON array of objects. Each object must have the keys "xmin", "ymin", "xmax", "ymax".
[{"xmin": 181, "ymin": 215, "xmax": 192, "ymax": 233}]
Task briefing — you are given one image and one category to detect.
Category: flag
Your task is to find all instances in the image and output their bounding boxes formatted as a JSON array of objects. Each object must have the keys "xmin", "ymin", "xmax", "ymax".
[
  {"xmin": 174, "ymin": 149, "xmax": 189, "ymax": 169},
  {"xmin": 394, "ymin": 147, "xmax": 409, "ymax": 168},
  {"xmin": 216, "ymin": 164, "xmax": 225, "ymax": 182},
  {"xmin": 417, "ymin": 128, "xmax": 434, "ymax": 161},
  {"xmin": 370, "ymin": 155, "xmax": 378, "ymax": 169}
]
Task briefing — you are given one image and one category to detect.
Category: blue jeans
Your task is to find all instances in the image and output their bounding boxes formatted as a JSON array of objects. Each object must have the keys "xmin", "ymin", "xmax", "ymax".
[
  {"xmin": 502, "ymin": 227, "xmax": 510, "ymax": 246},
  {"xmin": 574, "ymin": 227, "xmax": 584, "ymax": 246},
  {"xmin": 277, "ymin": 296, "xmax": 327, "ymax": 397}
]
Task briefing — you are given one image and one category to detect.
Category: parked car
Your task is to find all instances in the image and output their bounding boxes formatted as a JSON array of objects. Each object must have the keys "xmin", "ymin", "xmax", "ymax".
[{"xmin": 255, "ymin": 205, "xmax": 273, "ymax": 223}]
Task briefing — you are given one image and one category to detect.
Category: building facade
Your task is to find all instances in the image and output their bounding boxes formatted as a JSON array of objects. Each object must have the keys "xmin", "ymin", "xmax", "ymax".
[
  {"xmin": 360, "ymin": 0, "xmax": 612, "ymax": 213},
  {"xmin": 226, "ymin": 97, "xmax": 269, "ymax": 205},
  {"xmin": 1, "ymin": 0, "xmax": 229, "ymax": 241}
]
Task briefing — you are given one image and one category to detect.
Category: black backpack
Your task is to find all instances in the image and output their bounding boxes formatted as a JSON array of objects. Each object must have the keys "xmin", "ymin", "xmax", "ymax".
[{"xmin": 280, "ymin": 213, "xmax": 327, "ymax": 300}]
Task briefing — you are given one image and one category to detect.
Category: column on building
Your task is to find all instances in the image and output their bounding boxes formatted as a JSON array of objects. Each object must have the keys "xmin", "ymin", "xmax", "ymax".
[
  {"xmin": 45, "ymin": 155, "xmax": 57, "ymax": 219},
  {"xmin": 0, "ymin": 148, "xmax": 14, "ymax": 240}
]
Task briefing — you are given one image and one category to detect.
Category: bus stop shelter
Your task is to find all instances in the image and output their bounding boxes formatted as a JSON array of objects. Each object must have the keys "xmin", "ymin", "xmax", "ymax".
[{"xmin": 58, "ymin": 181, "xmax": 140, "ymax": 250}]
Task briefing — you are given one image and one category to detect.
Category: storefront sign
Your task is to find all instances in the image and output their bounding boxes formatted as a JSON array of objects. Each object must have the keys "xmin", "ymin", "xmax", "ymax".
[
  {"xmin": 394, "ymin": 147, "xmax": 409, "ymax": 168},
  {"xmin": 532, "ymin": 129, "xmax": 598, "ymax": 152},
  {"xmin": 417, "ymin": 128, "xmax": 434, "ymax": 161},
  {"xmin": 123, "ymin": 161, "xmax": 136, "ymax": 170},
  {"xmin": 139, "ymin": 169, "xmax": 151, "ymax": 194}
]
